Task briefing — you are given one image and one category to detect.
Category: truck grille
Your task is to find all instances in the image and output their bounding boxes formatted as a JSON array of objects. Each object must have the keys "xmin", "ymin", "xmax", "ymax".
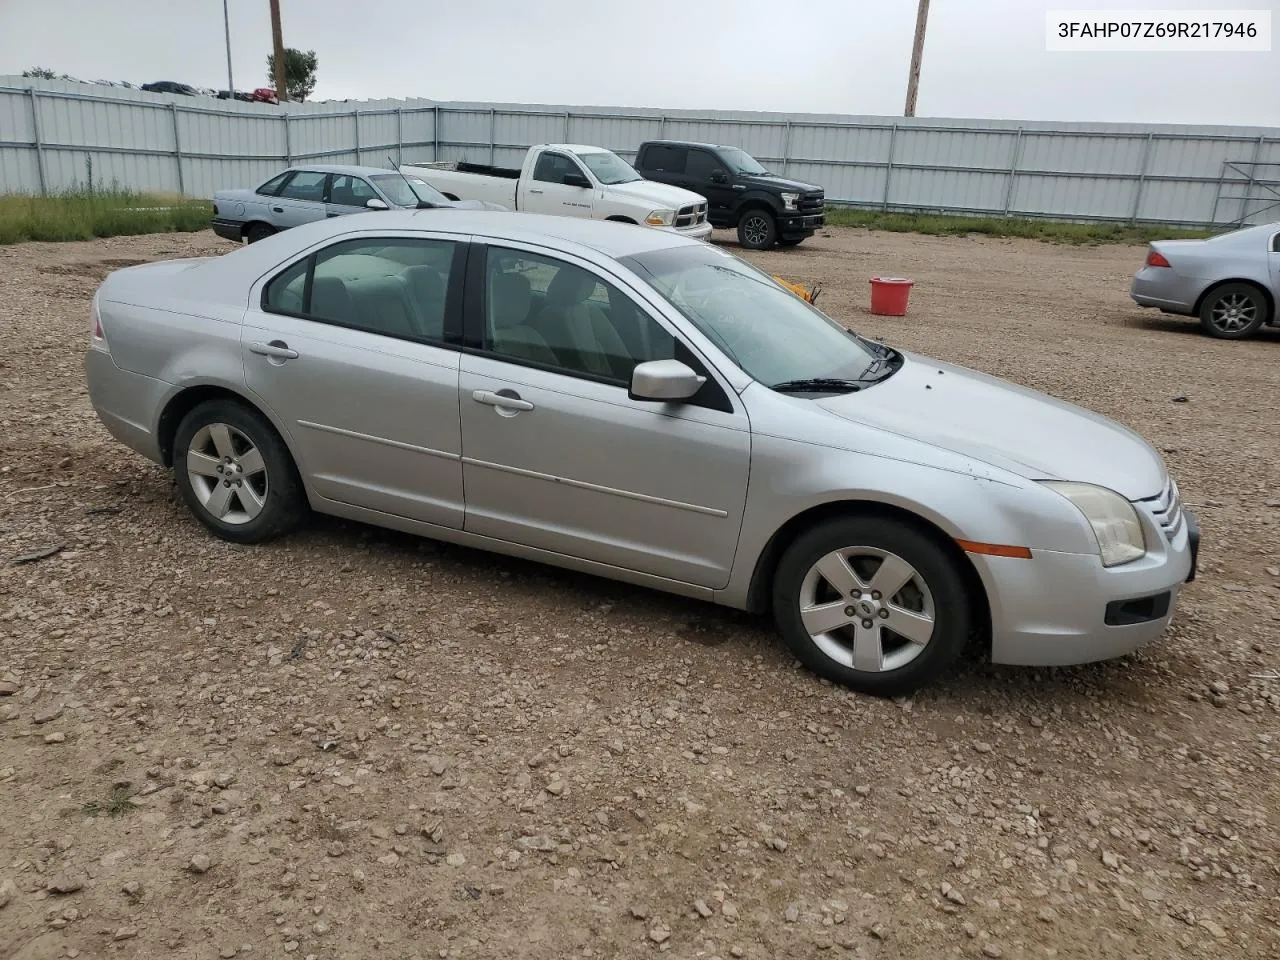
[
  {"xmin": 1137, "ymin": 477, "xmax": 1184, "ymax": 542},
  {"xmin": 798, "ymin": 191, "xmax": 825, "ymax": 214},
  {"xmin": 675, "ymin": 202, "xmax": 708, "ymax": 229}
]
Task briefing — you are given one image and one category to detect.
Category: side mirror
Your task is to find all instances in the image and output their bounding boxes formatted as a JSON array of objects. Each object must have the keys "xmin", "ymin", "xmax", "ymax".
[
  {"xmin": 628, "ymin": 359, "xmax": 706, "ymax": 402},
  {"xmin": 563, "ymin": 173, "xmax": 591, "ymax": 189},
  {"xmin": 366, "ymin": 197, "xmax": 389, "ymax": 210},
  {"xmin": 710, "ymin": 170, "xmax": 728, "ymax": 184}
]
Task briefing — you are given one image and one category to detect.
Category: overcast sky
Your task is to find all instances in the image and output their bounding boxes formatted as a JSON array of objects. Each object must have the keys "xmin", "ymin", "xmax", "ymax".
[{"xmin": 0, "ymin": 0, "xmax": 1275, "ymax": 126}]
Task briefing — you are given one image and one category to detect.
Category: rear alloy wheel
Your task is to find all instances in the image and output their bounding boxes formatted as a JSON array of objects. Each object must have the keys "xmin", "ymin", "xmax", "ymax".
[
  {"xmin": 1199, "ymin": 282, "xmax": 1267, "ymax": 340},
  {"xmin": 245, "ymin": 222, "xmax": 275, "ymax": 244},
  {"xmin": 738, "ymin": 210, "xmax": 778, "ymax": 250},
  {"xmin": 172, "ymin": 399, "xmax": 306, "ymax": 544},
  {"xmin": 772, "ymin": 517, "xmax": 972, "ymax": 696}
]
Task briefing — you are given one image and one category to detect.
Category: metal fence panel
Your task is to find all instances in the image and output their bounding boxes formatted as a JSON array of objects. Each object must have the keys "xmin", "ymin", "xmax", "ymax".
[{"xmin": 0, "ymin": 77, "xmax": 1276, "ymax": 227}]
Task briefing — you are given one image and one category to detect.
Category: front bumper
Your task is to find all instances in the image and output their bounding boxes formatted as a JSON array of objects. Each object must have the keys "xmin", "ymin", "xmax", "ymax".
[
  {"xmin": 977, "ymin": 506, "xmax": 1199, "ymax": 667},
  {"xmin": 668, "ymin": 221, "xmax": 713, "ymax": 242},
  {"xmin": 211, "ymin": 217, "xmax": 243, "ymax": 242},
  {"xmin": 779, "ymin": 211, "xmax": 825, "ymax": 235}
]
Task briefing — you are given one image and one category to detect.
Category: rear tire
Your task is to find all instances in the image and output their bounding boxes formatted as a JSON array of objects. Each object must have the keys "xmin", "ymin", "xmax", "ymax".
[
  {"xmin": 771, "ymin": 516, "xmax": 972, "ymax": 696},
  {"xmin": 737, "ymin": 209, "xmax": 778, "ymax": 250},
  {"xmin": 245, "ymin": 222, "xmax": 275, "ymax": 244},
  {"xmin": 1198, "ymin": 282, "xmax": 1268, "ymax": 339},
  {"xmin": 172, "ymin": 399, "xmax": 307, "ymax": 545}
]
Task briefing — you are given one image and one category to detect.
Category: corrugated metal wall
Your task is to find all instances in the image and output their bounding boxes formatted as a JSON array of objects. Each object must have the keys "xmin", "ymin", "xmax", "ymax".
[{"xmin": 1, "ymin": 77, "xmax": 1277, "ymax": 227}]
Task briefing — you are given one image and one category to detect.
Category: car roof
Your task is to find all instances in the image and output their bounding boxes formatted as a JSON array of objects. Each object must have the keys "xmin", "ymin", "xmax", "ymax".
[
  {"xmin": 280, "ymin": 163, "xmax": 406, "ymax": 177},
  {"xmin": 545, "ymin": 144, "xmax": 619, "ymax": 156},
  {"xmin": 641, "ymin": 139, "xmax": 727, "ymax": 151}
]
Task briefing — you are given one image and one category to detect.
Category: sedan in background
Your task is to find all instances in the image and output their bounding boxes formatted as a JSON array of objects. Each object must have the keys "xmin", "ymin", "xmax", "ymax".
[
  {"xmin": 1130, "ymin": 220, "xmax": 1279, "ymax": 339},
  {"xmin": 85, "ymin": 211, "xmax": 1198, "ymax": 696},
  {"xmin": 210, "ymin": 163, "xmax": 507, "ymax": 244}
]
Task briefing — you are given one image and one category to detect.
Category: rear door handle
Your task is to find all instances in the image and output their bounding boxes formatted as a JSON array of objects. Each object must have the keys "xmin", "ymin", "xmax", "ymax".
[
  {"xmin": 472, "ymin": 389, "xmax": 533, "ymax": 411},
  {"xmin": 249, "ymin": 340, "xmax": 299, "ymax": 360}
]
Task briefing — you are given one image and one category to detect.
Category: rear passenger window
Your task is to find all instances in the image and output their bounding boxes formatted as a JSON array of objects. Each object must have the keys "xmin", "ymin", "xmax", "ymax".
[
  {"xmin": 278, "ymin": 171, "xmax": 327, "ymax": 202},
  {"xmin": 262, "ymin": 237, "xmax": 460, "ymax": 344},
  {"xmin": 256, "ymin": 171, "xmax": 293, "ymax": 196},
  {"xmin": 642, "ymin": 145, "xmax": 686, "ymax": 173}
]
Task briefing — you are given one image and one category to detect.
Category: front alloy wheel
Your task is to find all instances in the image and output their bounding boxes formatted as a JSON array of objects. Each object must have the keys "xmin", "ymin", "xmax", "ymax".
[
  {"xmin": 738, "ymin": 210, "xmax": 778, "ymax": 250},
  {"xmin": 772, "ymin": 517, "xmax": 972, "ymax": 695}
]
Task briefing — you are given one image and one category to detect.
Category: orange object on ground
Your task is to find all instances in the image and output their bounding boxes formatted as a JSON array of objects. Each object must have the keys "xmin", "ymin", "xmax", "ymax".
[{"xmin": 869, "ymin": 276, "xmax": 913, "ymax": 316}]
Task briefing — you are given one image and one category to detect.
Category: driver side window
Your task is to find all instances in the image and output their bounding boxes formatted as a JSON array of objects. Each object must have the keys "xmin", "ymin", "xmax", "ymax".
[{"xmin": 532, "ymin": 152, "xmax": 584, "ymax": 186}]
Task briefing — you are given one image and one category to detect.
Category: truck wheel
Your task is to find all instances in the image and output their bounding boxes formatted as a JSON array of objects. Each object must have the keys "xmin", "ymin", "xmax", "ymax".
[
  {"xmin": 738, "ymin": 210, "xmax": 778, "ymax": 250},
  {"xmin": 245, "ymin": 222, "xmax": 275, "ymax": 244},
  {"xmin": 777, "ymin": 237, "xmax": 805, "ymax": 248}
]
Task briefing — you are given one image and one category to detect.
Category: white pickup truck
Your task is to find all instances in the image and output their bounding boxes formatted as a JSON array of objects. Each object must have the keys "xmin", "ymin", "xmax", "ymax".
[{"xmin": 402, "ymin": 143, "xmax": 713, "ymax": 241}]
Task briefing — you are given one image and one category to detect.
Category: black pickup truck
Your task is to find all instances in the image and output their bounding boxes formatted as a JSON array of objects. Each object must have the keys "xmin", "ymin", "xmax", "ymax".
[{"xmin": 633, "ymin": 140, "xmax": 825, "ymax": 250}]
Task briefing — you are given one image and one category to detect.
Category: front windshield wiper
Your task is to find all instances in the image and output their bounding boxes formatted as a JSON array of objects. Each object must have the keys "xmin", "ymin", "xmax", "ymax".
[{"xmin": 770, "ymin": 378, "xmax": 865, "ymax": 394}]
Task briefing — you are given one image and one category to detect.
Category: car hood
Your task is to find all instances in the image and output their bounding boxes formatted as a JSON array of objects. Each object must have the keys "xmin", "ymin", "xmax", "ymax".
[
  {"xmin": 813, "ymin": 353, "xmax": 1166, "ymax": 501},
  {"xmin": 737, "ymin": 173, "xmax": 823, "ymax": 194},
  {"xmin": 608, "ymin": 179, "xmax": 707, "ymax": 209}
]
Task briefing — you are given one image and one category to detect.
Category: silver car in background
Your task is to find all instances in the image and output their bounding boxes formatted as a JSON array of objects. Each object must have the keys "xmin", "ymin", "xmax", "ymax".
[
  {"xmin": 84, "ymin": 211, "xmax": 1199, "ymax": 695},
  {"xmin": 210, "ymin": 163, "xmax": 507, "ymax": 244},
  {"xmin": 1130, "ymin": 220, "xmax": 1279, "ymax": 339}
]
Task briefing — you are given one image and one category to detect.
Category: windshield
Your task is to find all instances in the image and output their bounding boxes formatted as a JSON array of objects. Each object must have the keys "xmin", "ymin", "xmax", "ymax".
[
  {"xmin": 720, "ymin": 146, "xmax": 770, "ymax": 176},
  {"xmin": 621, "ymin": 244, "xmax": 886, "ymax": 389},
  {"xmin": 575, "ymin": 150, "xmax": 643, "ymax": 185},
  {"xmin": 370, "ymin": 174, "xmax": 450, "ymax": 207}
]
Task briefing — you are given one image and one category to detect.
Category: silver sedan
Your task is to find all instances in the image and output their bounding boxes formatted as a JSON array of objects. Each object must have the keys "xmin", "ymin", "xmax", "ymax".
[
  {"xmin": 84, "ymin": 211, "xmax": 1199, "ymax": 695},
  {"xmin": 1130, "ymin": 220, "xmax": 1279, "ymax": 339}
]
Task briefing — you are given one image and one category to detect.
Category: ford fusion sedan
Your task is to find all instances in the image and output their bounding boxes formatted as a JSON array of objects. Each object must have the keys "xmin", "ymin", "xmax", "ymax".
[
  {"xmin": 85, "ymin": 211, "xmax": 1199, "ymax": 695},
  {"xmin": 210, "ymin": 163, "xmax": 508, "ymax": 244}
]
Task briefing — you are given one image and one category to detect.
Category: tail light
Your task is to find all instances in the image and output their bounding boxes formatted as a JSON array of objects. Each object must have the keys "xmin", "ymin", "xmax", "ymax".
[{"xmin": 1146, "ymin": 249, "xmax": 1171, "ymax": 268}]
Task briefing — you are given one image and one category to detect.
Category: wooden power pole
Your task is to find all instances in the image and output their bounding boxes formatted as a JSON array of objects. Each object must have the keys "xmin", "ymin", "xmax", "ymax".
[
  {"xmin": 269, "ymin": 0, "xmax": 289, "ymax": 102},
  {"xmin": 903, "ymin": 0, "xmax": 931, "ymax": 117}
]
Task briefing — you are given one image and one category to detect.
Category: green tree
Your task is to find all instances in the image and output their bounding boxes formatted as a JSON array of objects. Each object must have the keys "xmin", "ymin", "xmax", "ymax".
[
  {"xmin": 266, "ymin": 48, "xmax": 318, "ymax": 101},
  {"xmin": 22, "ymin": 67, "xmax": 59, "ymax": 79}
]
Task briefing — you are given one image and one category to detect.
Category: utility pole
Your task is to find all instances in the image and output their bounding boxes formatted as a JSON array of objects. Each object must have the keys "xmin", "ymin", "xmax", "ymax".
[
  {"xmin": 903, "ymin": 0, "xmax": 931, "ymax": 117},
  {"xmin": 222, "ymin": 0, "xmax": 235, "ymax": 95},
  {"xmin": 269, "ymin": 0, "xmax": 288, "ymax": 102}
]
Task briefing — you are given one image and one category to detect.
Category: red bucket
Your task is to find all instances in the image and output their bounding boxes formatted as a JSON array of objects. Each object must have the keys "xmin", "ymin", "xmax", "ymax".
[{"xmin": 869, "ymin": 276, "xmax": 914, "ymax": 316}]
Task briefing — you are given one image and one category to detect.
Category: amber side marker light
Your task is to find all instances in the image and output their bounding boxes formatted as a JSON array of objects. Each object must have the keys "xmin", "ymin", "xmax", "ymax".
[{"xmin": 956, "ymin": 540, "xmax": 1034, "ymax": 559}]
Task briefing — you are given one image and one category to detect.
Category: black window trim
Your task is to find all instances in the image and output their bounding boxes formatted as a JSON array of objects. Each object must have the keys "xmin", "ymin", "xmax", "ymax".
[
  {"xmin": 461, "ymin": 240, "xmax": 736, "ymax": 415},
  {"xmin": 258, "ymin": 235, "xmax": 470, "ymax": 350}
]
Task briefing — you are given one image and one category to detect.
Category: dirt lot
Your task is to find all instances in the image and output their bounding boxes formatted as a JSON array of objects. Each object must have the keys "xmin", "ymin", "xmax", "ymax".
[{"xmin": 1, "ymin": 223, "xmax": 1278, "ymax": 960}]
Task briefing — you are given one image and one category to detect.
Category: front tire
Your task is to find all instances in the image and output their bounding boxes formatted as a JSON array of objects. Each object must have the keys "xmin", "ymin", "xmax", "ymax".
[
  {"xmin": 737, "ymin": 209, "xmax": 778, "ymax": 250},
  {"xmin": 1198, "ymin": 282, "xmax": 1268, "ymax": 339},
  {"xmin": 172, "ymin": 399, "xmax": 307, "ymax": 545},
  {"xmin": 771, "ymin": 516, "xmax": 972, "ymax": 696}
]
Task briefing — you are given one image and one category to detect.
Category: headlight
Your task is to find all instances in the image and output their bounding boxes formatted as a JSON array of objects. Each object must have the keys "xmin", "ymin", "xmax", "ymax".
[
  {"xmin": 1040, "ymin": 481, "xmax": 1145, "ymax": 567},
  {"xmin": 781, "ymin": 192, "xmax": 799, "ymax": 211},
  {"xmin": 645, "ymin": 209, "xmax": 676, "ymax": 226}
]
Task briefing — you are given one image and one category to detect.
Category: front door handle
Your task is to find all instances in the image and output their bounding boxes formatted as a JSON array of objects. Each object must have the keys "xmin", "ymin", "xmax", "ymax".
[
  {"xmin": 472, "ymin": 389, "xmax": 534, "ymax": 412},
  {"xmin": 528, "ymin": 188, "xmax": 544, "ymax": 195},
  {"xmin": 249, "ymin": 340, "xmax": 299, "ymax": 360},
  {"xmin": 271, "ymin": 206, "xmax": 284, "ymax": 212}
]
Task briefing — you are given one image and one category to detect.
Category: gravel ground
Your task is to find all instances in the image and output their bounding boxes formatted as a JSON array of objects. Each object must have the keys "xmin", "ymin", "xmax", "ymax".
[{"xmin": 1, "ymin": 225, "xmax": 1278, "ymax": 960}]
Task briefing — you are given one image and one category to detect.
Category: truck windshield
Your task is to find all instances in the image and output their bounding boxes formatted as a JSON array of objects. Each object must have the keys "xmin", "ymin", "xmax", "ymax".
[
  {"xmin": 371, "ymin": 174, "xmax": 451, "ymax": 207},
  {"xmin": 720, "ymin": 147, "xmax": 770, "ymax": 176},
  {"xmin": 620, "ymin": 244, "xmax": 889, "ymax": 390},
  {"xmin": 575, "ymin": 150, "xmax": 643, "ymax": 185}
]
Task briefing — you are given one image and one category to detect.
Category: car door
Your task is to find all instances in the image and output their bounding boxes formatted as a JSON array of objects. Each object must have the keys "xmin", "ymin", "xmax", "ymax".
[
  {"xmin": 521, "ymin": 151, "xmax": 595, "ymax": 218},
  {"xmin": 241, "ymin": 232, "xmax": 467, "ymax": 528},
  {"xmin": 326, "ymin": 173, "xmax": 383, "ymax": 219},
  {"xmin": 1270, "ymin": 229, "xmax": 1280, "ymax": 299},
  {"xmin": 685, "ymin": 149, "xmax": 737, "ymax": 221},
  {"xmin": 456, "ymin": 241, "xmax": 751, "ymax": 589},
  {"xmin": 266, "ymin": 169, "xmax": 330, "ymax": 229}
]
